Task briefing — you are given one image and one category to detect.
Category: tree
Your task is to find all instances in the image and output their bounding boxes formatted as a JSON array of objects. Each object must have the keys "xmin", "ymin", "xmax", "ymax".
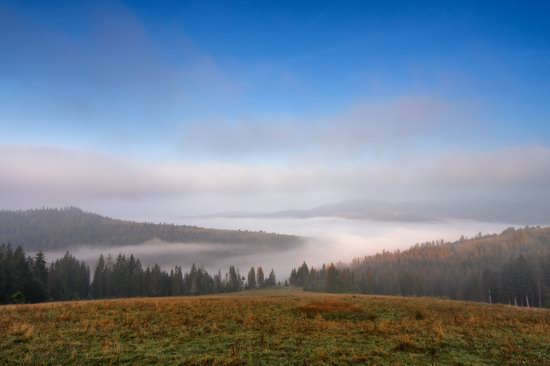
[
  {"xmin": 0, "ymin": 244, "xmax": 10, "ymax": 303},
  {"xmin": 31, "ymin": 251, "xmax": 49, "ymax": 302},
  {"xmin": 266, "ymin": 269, "xmax": 276, "ymax": 287},
  {"xmin": 187, "ymin": 263, "xmax": 199, "ymax": 295},
  {"xmin": 289, "ymin": 268, "xmax": 297, "ymax": 286},
  {"xmin": 48, "ymin": 252, "xmax": 90, "ymax": 301},
  {"xmin": 91, "ymin": 254, "xmax": 106, "ymax": 298},
  {"xmin": 12, "ymin": 246, "xmax": 33, "ymax": 303},
  {"xmin": 256, "ymin": 267, "xmax": 265, "ymax": 288},
  {"xmin": 228, "ymin": 266, "xmax": 241, "ymax": 292},
  {"xmin": 213, "ymin": 270, "xmax": 223, "ymax": 293},
  {"xmin": 247, "ymin": 267, "xmax": 256, "ymax": 289},
  {"xmin": 325, "ymin": 264, "xmax": 340, "ymax": 292},
  {"xmin": 0, "ymin": 243, "xmax": 282, "ymax": 304},
  {"xmin": 296, "ymin": 262, "xmax": 309, "ymax": 286},
  {"xmin": 171, "ymin": 266, "xmax": 184, "ymax": 296},
  {"xmin": 130, "ymin": 258, "xmax": 143, "ymax": 296}
]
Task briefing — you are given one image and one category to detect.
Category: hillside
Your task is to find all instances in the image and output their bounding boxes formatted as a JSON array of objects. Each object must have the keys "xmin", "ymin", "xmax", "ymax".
[
  {"xmin": 199, "ymin": 199, "xmax": 550, "ymax": 224},
  {"xmin": 0, "ymin": 207, "xmax": 303, "ymax": 251},
  {"xmin": 1, "ymin": 289, "xmax": 548, "ymax": 365},
  {"xmin": 291, "ymin": 226, "xmax": 550, "ymax": 307}
]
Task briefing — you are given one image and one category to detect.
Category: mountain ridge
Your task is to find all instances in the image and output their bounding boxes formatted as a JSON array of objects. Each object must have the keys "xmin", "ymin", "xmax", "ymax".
[
  {"xmin": 0, "ymin": 207, "xmax": 304, "ymax": 251},
  {"xmin": 192, "ymin": 199, "xmax": 550, "ymax": 224}
]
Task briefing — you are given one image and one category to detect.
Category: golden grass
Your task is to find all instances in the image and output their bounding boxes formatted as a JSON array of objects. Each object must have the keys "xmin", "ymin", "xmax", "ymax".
[
  {"xmin": 297, "ymin": 299, "xmax": 363, "ymax": 313},
  {"xmin": 0, "ymin": 288, "xmax": 549, "ymax": 365}
]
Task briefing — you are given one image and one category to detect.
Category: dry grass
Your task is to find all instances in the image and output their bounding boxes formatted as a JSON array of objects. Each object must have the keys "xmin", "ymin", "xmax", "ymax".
[{"xmin": 0, "ymin": 288, "xmax": 549, "ymax": 365}]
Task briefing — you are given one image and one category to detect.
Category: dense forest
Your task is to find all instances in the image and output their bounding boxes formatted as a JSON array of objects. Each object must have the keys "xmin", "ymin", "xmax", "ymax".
[
  {"xmin": 290, "ymin": 226, "xmax": 550, "ymax": 308},
  {"xmin": 0, "ymin": 244, "xmax": 279, "ymax": 304},
  {"xmin": 0, "ymin": 207, "xmax": 303, "ymax": 251}
]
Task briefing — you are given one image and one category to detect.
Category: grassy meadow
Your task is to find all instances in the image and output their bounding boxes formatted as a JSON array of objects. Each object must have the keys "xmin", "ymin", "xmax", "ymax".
[{"xmin": 1, "ymin": 288, "xmax": 549, "ymax": 365}]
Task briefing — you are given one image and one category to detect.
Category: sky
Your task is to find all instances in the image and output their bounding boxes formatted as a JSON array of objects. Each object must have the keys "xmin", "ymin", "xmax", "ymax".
[{"xmin": 1, "ymin": 0, "xmax": 550, "ymax": 220}]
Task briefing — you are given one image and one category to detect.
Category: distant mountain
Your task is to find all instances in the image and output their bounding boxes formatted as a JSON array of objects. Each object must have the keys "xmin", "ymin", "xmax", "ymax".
[
  {"xmin": 196, "ymin": 199, "xmax": 550, "ymax": 224},
  {"xmin": 0, "ymin": 207, "xmax": 303, "ymax": 251}
]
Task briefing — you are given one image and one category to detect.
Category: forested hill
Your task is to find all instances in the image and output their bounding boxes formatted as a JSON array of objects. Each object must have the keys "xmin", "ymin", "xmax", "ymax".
[
  {"xmin": 0, "ymin": 207, "xmax": 303, "ymax": 251},
  {"xmin": 290, "ymin": 226, "xmax": 550, "ymax": 307}
]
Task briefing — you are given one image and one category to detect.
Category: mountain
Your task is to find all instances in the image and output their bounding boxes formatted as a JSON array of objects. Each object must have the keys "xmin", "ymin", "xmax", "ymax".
[
  {"xmin": 0, "ymin": 207, "xmax": 303, "ymax": 251},
  {"xmin": 192, "ymin": 200, "xmax": 433, "ymax": 221},
  {"xmin": 196, "ymin": 199, "xmax": 550, "ymax": 224}
]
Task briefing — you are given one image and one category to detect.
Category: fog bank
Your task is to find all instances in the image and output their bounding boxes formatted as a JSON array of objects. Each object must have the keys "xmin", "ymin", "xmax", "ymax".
[{"xmin": 42, "ymin": 217, "xmax": 523, "ymax": 279}]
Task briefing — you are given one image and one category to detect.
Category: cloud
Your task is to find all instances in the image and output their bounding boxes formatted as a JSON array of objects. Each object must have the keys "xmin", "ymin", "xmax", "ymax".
[
  {"xmin": 1, "ymin": 145, "xmax": 549, "ymax": 213},
  {"xmin": 180, "ymin": 96, "xmax": 465, "ymax": 160}
]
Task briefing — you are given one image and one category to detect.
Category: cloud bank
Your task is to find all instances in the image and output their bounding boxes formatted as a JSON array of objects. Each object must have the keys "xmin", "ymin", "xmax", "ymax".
[
  {"xmin": 180, "ymin": 96, "xmax": 466, "ymax": 159},
  {"xmin": 1, "ymin": 145, "xmax": 549, "ymax": 217}
]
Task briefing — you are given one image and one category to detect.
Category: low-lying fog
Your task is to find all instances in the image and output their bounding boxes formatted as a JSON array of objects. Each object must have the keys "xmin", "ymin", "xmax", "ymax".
[{"xmin": 43, "ymin": 217, "xmax": 519, "ymax": 279}]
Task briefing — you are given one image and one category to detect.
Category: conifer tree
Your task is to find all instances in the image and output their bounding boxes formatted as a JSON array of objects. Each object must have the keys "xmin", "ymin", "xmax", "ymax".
[
  {"xmin": 31, "ymin": 250, "xmax": 49, "ymax": 302},
  {"xmin": 266, "ymin": 269, "xmax": 276, "ymax": 287},
  {"xmin": 256, "ymin": 266, "xmax": 265, "ymax": 288},
  {"xmin": 247, "ymin": 267, "xmax": 256, "ymax": 289},
  {"xmin": 91, "ymin": 254, "xmax": 106, "ymax": 298}
]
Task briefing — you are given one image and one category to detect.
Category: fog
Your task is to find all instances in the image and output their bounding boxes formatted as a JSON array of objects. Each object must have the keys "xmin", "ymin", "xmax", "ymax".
[{"xmin": 42, "ymin": 217, "xmax": 518, "ymax": 279}]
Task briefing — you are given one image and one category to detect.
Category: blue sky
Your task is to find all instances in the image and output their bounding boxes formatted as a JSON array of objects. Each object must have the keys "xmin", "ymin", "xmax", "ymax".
[{"xmin": 0, "ymin": 1, "xmax": 549, "ymax": 215}]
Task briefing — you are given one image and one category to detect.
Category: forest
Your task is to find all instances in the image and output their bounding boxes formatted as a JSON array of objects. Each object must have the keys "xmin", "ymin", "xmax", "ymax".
[
  {"xmin": 0, "ymin": 244, "xmax": 278, "ymax": 304},
  {"xmin": 3, "ymin": 225, "xmax": 550, "ymax": 307},
  {"xmin": 0, "ymin": 207, "xmax": 303, "ymax": 251},
  {"xmin": 290, "ymin": 226, "xmax": 550, "ymax": 308}
]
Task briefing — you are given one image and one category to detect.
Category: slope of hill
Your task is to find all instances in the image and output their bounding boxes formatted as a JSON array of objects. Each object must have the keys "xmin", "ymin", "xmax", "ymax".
[
  {"xmin": 290, "ymin": 226, "xmax": 550, "ymax": 307},
  {"xmin": 198, "ymin": 199, "xmax": 550, "ymax": 224},
  {"xmin": 0, "ymin": 207, "xmax": 303, "ymax": 251},
  {"xmin": 1, "ymin": 289, "xmax": 548, "ymax": 365}
]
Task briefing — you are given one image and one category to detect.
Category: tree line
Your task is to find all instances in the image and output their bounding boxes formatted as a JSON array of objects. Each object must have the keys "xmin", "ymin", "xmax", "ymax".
[
  {"xmin": 290, "ymin": 226, "xmax": 550, "ymax": 308},
  {"xmin": 0, "ymin": 207, "xmax": 302, "ymax": 251},
  {"xmin": 0, "ymin": 244, "xmax": 279, "ymax": 304}
]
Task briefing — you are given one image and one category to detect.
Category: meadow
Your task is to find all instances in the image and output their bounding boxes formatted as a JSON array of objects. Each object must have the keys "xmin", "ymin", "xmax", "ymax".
[{"xmin": 1, "ymin": 288, "xmax": 549, "ymax": 365}]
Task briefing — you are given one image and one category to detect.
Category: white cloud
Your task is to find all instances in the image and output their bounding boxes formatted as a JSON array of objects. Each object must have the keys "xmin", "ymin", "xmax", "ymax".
[
  {"xmin": 1, "ymin": 145, "xmax": 549, "ymax": 214},
  {"xmin": 180, "ymin": 96, "xmax": 466, "ymax": 160}
]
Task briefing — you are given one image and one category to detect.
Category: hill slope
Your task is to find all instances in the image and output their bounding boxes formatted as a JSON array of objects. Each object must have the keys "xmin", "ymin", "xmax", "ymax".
[
  {"xmin": 199, "ymin": 199, "xmax": 550, "ymax": 224},
  {"xmin": 1, "ymin": 289, "xmax": 549, "ymax": 365},
  {"xmin": 291, "ymin": 226, "xmax": 550, "ymax": 307},
  {"xmin": 0, "ymin": 207, "xmax": 303, "ymax": 251}
]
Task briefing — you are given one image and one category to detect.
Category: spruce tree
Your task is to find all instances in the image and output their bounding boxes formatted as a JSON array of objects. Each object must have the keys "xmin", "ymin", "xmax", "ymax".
[
  {"xmin": 247, "ymin": 267, "xmax": 256, "ymax": 289},
  {"xmin": 91, "ymin": 254, "xmax": 106, "ymax": 299},
  {"xmin": 256, "ymin": 266, "xmax": 265, "ymax": 288},
  {"xmin": 12, "ymin": 246, "xmax": 33, "ymax": 303},
  {"xmin": 31, "ymin": 251, "xmax": 49, "ymax": 302},
  {"xmin": 266, "ymin": 269, "xmax": 276, "ymax": 287}
]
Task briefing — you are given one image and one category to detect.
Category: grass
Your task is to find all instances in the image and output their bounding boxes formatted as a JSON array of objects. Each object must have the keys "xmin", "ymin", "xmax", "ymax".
[{"xmin": 1, "ymin": 288, "xmax": 549, "ymax": 365}]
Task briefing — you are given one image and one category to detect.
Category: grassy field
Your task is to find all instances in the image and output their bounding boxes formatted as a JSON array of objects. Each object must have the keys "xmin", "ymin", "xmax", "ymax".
[{"xmin": 1, "ymin": 288, "xmax": 549, "ymax": 365}]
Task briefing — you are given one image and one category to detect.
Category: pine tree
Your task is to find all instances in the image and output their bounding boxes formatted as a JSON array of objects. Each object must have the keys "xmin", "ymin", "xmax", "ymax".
[
  {"xmin": 171, "ymin": 266, "xmax": 184, "ymax": 296},
  {"xmin": 31, "ymin": 250, "xmax": 49, "ymax": 302},
  {"xmin": 228, "ymin": 266, "xmax": 240, "ymax": 292},
  {"xmin": 256, "ymin": 266, "xmax": 265, "ymax": 288},
  {"xmin": 188, "ymin": 263, "xmax": 198, "ymax": 295},
  {"xmin": 247, "ymin": 267, "xmax": 256, "ymax": 289},
  {"xmin": 266, "ymin": 269, "xmax": 276, "ymax": 287},
  {"xmin": 12, "ymin": 246, "xmax": 33, "ymax": 303},
  {"xmin": 130, "ymin": 259, "xmax": 143, "ymax": 296},
  {"xmin": 289, "ymin": 268, "xmax": 297, "ymax": 286},
  {"xmin": 325, "ymin": 264, "xmax": 339, "ymax": 292},
  {"xmin": 48, "ymin": 251, "xmax": 89, "ymax": 301},
  {"xmin": 0, "ymin": 244, "xmax": 9, "ymax": 303},
  {"xmin": 296, "ymin": 262, "xmax": 309, "ymax": 286},
  {"xmin": 91, "ymin": 254, "xmax": 106, "ymax": 299},
  {"xmin": 213, "ymin": 270, "xmax": 223, "ymax": 293}
]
